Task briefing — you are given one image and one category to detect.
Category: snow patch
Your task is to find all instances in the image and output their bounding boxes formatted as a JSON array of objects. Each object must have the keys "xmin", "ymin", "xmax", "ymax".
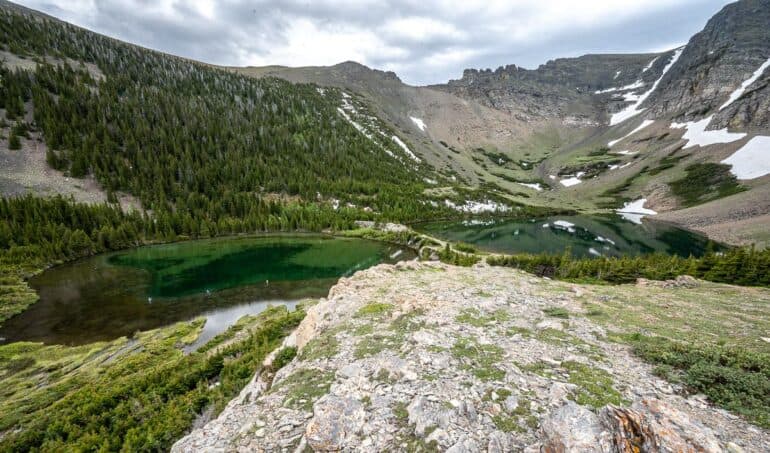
[
  {"xmin": 392, "ymin": 135, "xmax": 421, "ymax": 162},
  {"xmin": 595, "ymin": 236, "xmax": 616, "ymax": 245},
  {"xmin": 337, "ymin": 107, "xmax": 372, "ymax": 140},
  {"xmin": 553, "ymin": 220, "xmax": 576, "ymax": 233},
  {"xmin": 337, "ymin": 91, "xmax": 417, "ymax": 164},
  {"xmin": 611, "ymin": 47, "xmax": 684, "ymax": 125},
  {"xmin": 609, "ymin": 162, "xmax": 632, "ymax": 170},
  {"xmin": 444, "ymin": 199, "xmax": 510, "ymax": 214},
  {"xmin": 642, "ymin": 56, "xmax": 659, "ymax": 73},
  {"xmin": 560, "ymin": 177, "xmax": 582, "ymax": 187},
  {"xmin": 616, "ymin": 198, "xmax": 657, "ymax": 224},
  {"xmin": 721, "ymin": 136, "xmax": 770, "ymax": 180},
  {"xmin": 719, "ymin": 58, "xmax": 770, "ymax": 111},
  {"xmin": 517, "ymin": 182, "xmax": 543, "ymax": 191},
  {"xmin": 462, "ymin": 219, "xmax": 495, "ymax": 226},
  {"xmin": 560, "ymin": 171, "xmax": 585, "ymax": 187},
  {"xmin": 595, "ymin": 79, "xmax": 644, "ymax": 94},
  {"xmin": 588, "ymin": 248, "xmax": 601, "ymax": 257},
  {"xmin": 410, "ymin": 116, "xmax": 427, "ymax": 132},
  {"xmin": 613, "ymin": 70, "xmax": 621, "ymax": 79},
  {"xmin": 608, "ymin": 120, "xmax": 654, "ymax": 147},
  {"xmin": 670, "ymin": 116, "xmax": 746, "ymax": 149}
]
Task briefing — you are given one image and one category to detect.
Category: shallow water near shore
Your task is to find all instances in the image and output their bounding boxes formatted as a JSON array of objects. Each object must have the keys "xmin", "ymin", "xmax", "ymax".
[{"xmin": 0, "ymin": 235, "xmax": 414, "ymax": 345}]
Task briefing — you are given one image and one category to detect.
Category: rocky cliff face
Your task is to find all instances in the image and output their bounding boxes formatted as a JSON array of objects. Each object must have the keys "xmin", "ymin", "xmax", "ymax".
[
  {"xmin": 432, "ymin": 53, "xmax": 666, "ymax": 124},
  {"xmin": 173, "ymin": 262, "xmax": 768, "ymax": 452},
  {"xmin": 645, "ymin": 0, "xmax": 770, "ymax": 131},
  {"xmin": 431, "ymin": 0, "xmax": 770, "ymax": 132}
]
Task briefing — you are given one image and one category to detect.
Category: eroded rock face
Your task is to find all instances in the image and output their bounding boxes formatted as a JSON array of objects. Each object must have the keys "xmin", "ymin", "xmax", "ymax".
[
  {"xmin": 432, "ymin": 53, "xmax": 662, "ymax": 123},
  {"xmin": 540, "ymin": 399, "xmax": 724, "ymax": 453},
  {"xmin": 601, "ymin": 400, "xmax": 723, "ymax": 453},
  {"xmin": 305, "ymin": 396, "xmax": 366, "ymax": 451},
  {"xmin": 541, "ymin": 401, "xmax": 612, "ymax": 453},
  {"xmin": 646, "ymin": 0, "xmax": 770, "ymax": 130},
  {"xmin": 172, "ymin": 262, "xmax": 768, "ymax": 452}
]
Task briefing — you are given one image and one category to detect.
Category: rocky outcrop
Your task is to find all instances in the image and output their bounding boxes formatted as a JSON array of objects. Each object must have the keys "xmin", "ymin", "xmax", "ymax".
[
  {"xmin": 645, "ymin": 0, "xmax": 770, "ymax": 131},
  {"xmin": 541, "ymin": 399, "xmax": 725, "ymax": 453},
  {"xmin": 431, "ymin": 53, "xmax": 667, "ymax": 124},
  {"xmin": 172, "ymin": 262, "xmax": 768, "ymax": 452}
]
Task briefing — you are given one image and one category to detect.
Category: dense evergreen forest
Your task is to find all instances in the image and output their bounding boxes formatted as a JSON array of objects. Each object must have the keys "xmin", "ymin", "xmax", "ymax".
[
  {"xmin": 0, "ymin": 4, "xmax": 463, "ymax": 220},
  {"xmin": 487, "ymin": 246, "xmax": 770, "ymax": 287}
]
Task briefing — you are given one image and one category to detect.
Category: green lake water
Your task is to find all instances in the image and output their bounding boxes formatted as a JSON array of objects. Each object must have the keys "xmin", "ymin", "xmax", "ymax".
[
  {"xmin": 0, "ymin": 235, "xmax": 413, "ymax": 346},
  {"xmin": 415, "ymin": 215, "xmax": 716, "ymax": 258}
]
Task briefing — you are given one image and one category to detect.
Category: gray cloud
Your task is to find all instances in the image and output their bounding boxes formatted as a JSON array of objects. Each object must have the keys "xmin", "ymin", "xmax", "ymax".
[{"xmin": 18, "ymin": 0, "xmax": 731, "ymax": 85}]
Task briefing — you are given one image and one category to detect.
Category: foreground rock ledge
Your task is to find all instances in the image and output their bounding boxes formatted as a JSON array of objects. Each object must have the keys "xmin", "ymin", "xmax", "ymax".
[{"xmin": 173, "ymin": 262, "xmax": 767, "ymax": 452}]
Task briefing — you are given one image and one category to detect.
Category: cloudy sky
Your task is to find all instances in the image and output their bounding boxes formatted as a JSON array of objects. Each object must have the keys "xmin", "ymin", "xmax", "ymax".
[{"xmin": 17, "ymin": 0, "xmax": 731, "ymax": 85}]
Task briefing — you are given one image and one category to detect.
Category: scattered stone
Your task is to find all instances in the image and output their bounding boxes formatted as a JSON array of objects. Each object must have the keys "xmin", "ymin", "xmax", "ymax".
[
  {"xmin": 541, "ymin": 401, "xmax": 612, "ymax": 452},
  {"xmin": 305, "ymin": 396, "xmax": 366, "ymax": 451},
  {"xmin": 173, "ymin": 263, "xmax": 769, "ymax": 452},
  {"xmin": 503, "ymin": 395, "xmax": 520, "ymax": 413}
]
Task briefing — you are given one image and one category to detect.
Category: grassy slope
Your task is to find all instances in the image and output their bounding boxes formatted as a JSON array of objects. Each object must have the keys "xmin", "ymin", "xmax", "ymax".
[
  {"xmin": 0, "ymin": 304, "xmax": 305, "ymax": 451},
  {"xmin": 578, "ymin": 280, "xmax": 770, "ymax": 427}
]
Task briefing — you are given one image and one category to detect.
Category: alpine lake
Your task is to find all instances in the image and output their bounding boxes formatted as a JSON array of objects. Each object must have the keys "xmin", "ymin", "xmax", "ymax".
[
  {"xmin": 0, "ymin": 235, "xmax": 414, "ymax": 347},
  {"xmin": 0, "ymin": 216, "xmax": 715, "ymax": 348},
  {"xmin": 414, "ymin": 214, "xmax": 716, "ymax": 259}
]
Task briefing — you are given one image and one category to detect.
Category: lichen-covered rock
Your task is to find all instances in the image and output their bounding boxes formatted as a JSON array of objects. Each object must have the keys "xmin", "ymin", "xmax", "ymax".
[
  {"xmin": 600, "ymin": 399, "xmax": 723, "ymax": 453},
  {"xmin": 173, "ymin": 262, "xmax": 768, "ymax": 452},
  {"xmin": 540, "ymin": 398, "xmax": 724, "ymax": 453},
  {"xmin": 305, "ymin": 396, "xmax": 366, "ymax": 451},
  {"xmin": 541, "ymin": 401, "xmax": 612, "ymax": 452}
]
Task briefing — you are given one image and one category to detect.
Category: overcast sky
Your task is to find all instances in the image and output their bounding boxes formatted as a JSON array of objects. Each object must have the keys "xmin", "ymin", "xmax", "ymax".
[{"xmin": 17, "ymin": 0, "xmax": 731, "ymax": 85}]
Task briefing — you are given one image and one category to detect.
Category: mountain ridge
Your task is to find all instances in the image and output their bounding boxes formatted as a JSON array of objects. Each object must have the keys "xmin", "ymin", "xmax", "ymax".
[{"xmin": 227, "ymin": 0, "xmax": 770, "ymax": 246}]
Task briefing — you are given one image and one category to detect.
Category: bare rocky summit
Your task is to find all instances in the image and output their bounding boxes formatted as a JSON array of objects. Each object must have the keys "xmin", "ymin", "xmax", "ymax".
[
  {"xmin": 173, "ymin": 262, "xmax": 768, "ymax": 452},
  {"xmin": 431, "ymin": 53, "xmax": 668, "ymax": 124}
]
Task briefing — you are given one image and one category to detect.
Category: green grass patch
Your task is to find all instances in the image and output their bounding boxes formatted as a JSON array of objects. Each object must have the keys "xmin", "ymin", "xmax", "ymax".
[
  {"xmin": 277, "ymin": 368, "xmax": 335, "ymax": 411},
  {"xmin": 271, "ymin": 346, "xmax": 297, "ymax": 370},
  {"xmin": 0, "ymin": 270, "xmax": 40, "ymax": 327},
  {"xmin": 355, "ymin": 302, "xmax": 394, "ymax": 318},
  {"xmin": 562, "ymin": 360, "xmax": 626, "ymax": 408},
  {"xmin": 300, "ymin": 328, "xmax": 341, "ymax": 361},
  {"xmin": 542, "ymin": 307, "xmax": 569, "ymax": 318},
  {"xmin": 622, "ymin": 333, "xmax": 769, "ymax": 428},
  {"xmin": 453, "ymin": 242, "xmax": 478, "ymax": 253},
  {"xmin": 455, "ymin": 308, "xmax": 510, "ymax": 327},
  {"xmin": 491, "ymin": 414, "xmax": 524, "ymax": 433},
  {"xmin": 451, "ymin": 337, "xmax": 506, "ymax": 381},
  {"xmin": 354, "ymin": 333, "xmax": 401, "ymax": 359}
]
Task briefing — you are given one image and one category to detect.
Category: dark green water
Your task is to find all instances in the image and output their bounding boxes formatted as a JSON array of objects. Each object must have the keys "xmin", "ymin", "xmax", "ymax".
[
  {"xmin": 0, "ymin": 235, "xmax": 413, "ymax": 346},
  {"xmin": 415, "ymin": 215, "xmax": 715, "ymax": 258}
]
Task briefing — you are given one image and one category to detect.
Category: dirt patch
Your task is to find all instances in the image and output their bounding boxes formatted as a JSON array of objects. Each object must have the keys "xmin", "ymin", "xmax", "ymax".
[
  {"xmin": 0, "ymin": 50, "xmax": 104, "ymax": 81},
  {"xmin": 0, "ymin": 126, "xmax": 140, "ymax": 211}
]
